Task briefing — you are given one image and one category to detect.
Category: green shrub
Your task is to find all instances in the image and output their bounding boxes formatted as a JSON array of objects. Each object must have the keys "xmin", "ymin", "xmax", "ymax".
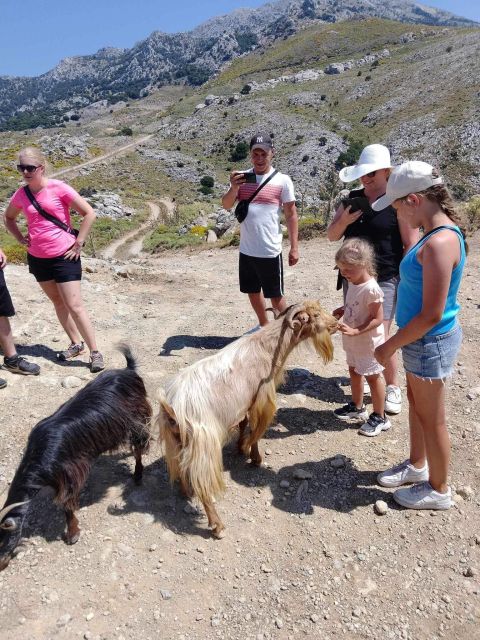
[
  {"xmin": 199, "ymin": 185, "xmax": 213, "ymax": 195},
  {"xmin": 200, "ymin": 176, "xmax": 214, "ymax": 188},
  {"xmin": 230, "ymin": 142, "xmax": 249, "ymax": 162},
  {"xmin": 119, "ymin": 126, "xmax": 133, "ymax": 136}
]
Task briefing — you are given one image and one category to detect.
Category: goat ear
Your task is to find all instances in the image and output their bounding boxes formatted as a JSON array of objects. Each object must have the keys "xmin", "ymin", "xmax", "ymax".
[{"xmin": 0, "ymin": 518, "xmax": 17, "ymax": 531}]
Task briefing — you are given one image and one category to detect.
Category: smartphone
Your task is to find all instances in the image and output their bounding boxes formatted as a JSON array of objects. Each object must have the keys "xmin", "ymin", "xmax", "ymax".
[
  {"xmin": 243, "ymin": 172, "xmax": 257, "ymax": 184},
  {"xmin": 341, "ymin": 196, "xmax": 370, "ymax": 214}
]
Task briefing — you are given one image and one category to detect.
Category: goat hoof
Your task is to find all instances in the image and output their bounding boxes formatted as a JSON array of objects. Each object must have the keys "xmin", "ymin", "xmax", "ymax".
[
  {"xmin": 133, "ymin": 475, "xmax": 143, "ymax": 486},
  {"xmin": 250, "ymin": 456, "xmax": 262, "ymax": 467},
  {"xmin": 211, "ymin": 526, "xmax": 226, "ymax": 539}
]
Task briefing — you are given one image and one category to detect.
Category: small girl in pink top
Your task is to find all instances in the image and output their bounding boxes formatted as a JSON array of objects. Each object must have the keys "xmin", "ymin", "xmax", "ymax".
[
  {"xmin": 332, "ymin": 238, "xmax": 391, "ymax": 436},
  {"xmin": 4, "ymin": 147, "xmax": 105, "ymax": 373}
]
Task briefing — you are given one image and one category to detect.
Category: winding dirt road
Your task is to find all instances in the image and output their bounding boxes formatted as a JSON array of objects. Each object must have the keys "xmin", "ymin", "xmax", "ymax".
[{"xmin": 101, "ymin": 198, "xmax": 174, "ymax": 260}]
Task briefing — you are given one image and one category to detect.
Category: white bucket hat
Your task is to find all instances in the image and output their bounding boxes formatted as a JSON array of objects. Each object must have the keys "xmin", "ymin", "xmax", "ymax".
[
  {"xmin": 338, "ymin": 144, "xmax": 391, "ymax": 183},
  {"xmin": 372, "ymin": 161, "xmax": 444, "ymax": 211}
]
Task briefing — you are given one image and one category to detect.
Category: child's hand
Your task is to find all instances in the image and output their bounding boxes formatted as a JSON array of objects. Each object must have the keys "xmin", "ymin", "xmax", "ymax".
[
  {"xmin": 338, "ymin": 322, "xmax": 359, "ymax": 336},
  {"xmin": 332, "ymin": 306, "xmax": 344, "ymax": 319}
]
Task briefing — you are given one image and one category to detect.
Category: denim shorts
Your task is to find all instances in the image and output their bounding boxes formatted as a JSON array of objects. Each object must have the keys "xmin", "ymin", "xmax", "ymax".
[{"xmin": 401, "ymin": 324, "xmax": 462, "ymax": 380}]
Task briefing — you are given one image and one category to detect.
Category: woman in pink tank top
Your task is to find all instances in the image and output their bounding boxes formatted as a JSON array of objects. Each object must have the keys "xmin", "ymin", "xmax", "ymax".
[{"xmin": 4, "ymin": 147, "xmax": 105, "ymax": 373}]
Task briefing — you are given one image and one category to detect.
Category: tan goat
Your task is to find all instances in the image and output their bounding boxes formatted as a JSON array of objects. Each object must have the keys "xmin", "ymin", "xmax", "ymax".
[{"xmin": 157, "ymin": 301, "xmax": 337, "ymax": 538}]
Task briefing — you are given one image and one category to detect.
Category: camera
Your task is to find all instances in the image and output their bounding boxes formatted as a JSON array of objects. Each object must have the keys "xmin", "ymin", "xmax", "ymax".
[
  {"xmin": 243, "ymin": 172, "xmax": 257, "ymax": 184},
  {"xmin": 341, "ymin": 196, "xmax": 370, "ymax": 214}
]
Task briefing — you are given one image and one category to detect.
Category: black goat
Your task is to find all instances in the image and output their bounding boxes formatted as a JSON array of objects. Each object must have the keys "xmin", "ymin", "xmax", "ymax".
[{"xmin": 0, "ymin": 344, "xmax": 151, "ymax": 571}]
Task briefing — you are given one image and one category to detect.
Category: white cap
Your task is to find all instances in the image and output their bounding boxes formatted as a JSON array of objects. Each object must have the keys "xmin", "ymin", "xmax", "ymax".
[
  {"xmin": 371, "ymin": 161, "xmax": 444, "ymax": 211},
  {"xmin": 338, "ymin": 144, "xmax": 391, "ymax": 182}
]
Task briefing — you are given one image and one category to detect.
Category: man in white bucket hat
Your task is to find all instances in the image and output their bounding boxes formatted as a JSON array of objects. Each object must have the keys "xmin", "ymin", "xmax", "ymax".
[{"xmin": 327, "ymin": 144, "xmax": 418, "ymax": 419}]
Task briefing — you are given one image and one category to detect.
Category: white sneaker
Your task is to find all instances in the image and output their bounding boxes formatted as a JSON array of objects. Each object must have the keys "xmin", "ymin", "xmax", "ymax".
[
  {"xmin": 385, "ymin": 385, "xmax": 402, "ymax": 414},
  {"xmin": 358, "ymin": 412, "xmax": 391, "ymax": 437},
  {"xmin": 393, "ymin": 482, "xmax": 452, "ymax": 510},
  {"xmin": 377, "ymin": 459, "xmax": 429, "ymax": 487}
]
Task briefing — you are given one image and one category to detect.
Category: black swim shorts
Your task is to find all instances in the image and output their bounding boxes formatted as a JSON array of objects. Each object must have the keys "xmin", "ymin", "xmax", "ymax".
[
  {"xmin": 239, "ymin": 252, "xmax": 284, "ymax": 299},
  {"xmin": 27, "ymin": 252, "xmax": 82, "ymax": 283},
  {"xmin": 0, "ymin": 269, "xmax": 15, "ymax": 317}
]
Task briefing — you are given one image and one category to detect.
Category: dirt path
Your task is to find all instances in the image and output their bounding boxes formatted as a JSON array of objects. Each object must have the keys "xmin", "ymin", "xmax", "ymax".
[
  {"xmin": 0, "ymin": 233, "xmax": 479, "ymax": 640},
  {"xmin": 101, "ymin": 198, "xmax": 173, "ymax": 260},
  {"xmin": 50, "ymin": 135, "xmax": 153, "ymax": 179}
]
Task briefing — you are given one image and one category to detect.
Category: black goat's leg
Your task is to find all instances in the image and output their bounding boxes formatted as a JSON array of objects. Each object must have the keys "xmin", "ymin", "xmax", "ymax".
[
  {"xmin": 132, "ymin": 446, "xmax": 144, "ymax": 485},
  {"xmin": 64, "ymin": 508, "xmax": 81, "ymax": 545}
]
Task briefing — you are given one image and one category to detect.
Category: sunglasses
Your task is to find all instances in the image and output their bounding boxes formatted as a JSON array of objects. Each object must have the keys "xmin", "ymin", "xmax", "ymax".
[
  {"xmin": 17, "ymin": 164, "xmax": 40, "ymax": 173},
  {"xmin": 362, "ymin": 170, "xmax": 377, "ymax": 178}
]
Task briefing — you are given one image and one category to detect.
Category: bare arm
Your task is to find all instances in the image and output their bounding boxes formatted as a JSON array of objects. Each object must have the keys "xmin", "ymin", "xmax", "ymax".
[
  {"xmin": 0, "ymin": 247, "xmax": 7, "ymax": 269},
  {"xmin": 375, "ymin": 233, "xmax": 458, "ymax": 364},
  {"xmin": 283, "ymin": 201, "xmax": 299, "ymax": 266},
  {"xmin": 63, "ymin": 194, "xmax": 96, "ymax": 261},
  {"xmin": 4, "ymin": 203, "xmax": 28, "ymax": 245},
  {"xmin": 339, "ymin": 300, "xmax": 383, "ymax": 336},
  {"xmin": 326, "ymin": 203, "xmax": 363, "ymax": 242},
  {"xmin": 221, "ymin": 171, "xmax": 245, "ymax": 210}
]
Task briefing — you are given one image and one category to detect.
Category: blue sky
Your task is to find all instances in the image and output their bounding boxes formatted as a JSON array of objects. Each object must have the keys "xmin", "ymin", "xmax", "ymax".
[{"xmin": 1, "ymin": 0, "xmax": 478, "ymax": 77}]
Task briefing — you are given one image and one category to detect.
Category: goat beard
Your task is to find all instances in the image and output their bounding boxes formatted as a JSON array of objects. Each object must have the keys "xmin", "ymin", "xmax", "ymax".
[{"xmin": 311, "ymin": 329, "xmax": 334, "ymax": 364}]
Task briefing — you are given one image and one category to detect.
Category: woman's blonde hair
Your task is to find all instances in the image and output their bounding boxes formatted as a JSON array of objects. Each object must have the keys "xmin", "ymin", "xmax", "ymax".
[
  {"xmin": 18, "ymin": 147, "xmax": 49, "ymax": 173},
  {"xmin": 335, "ymin": 237, "xmax": 377, "ymax": 277}
]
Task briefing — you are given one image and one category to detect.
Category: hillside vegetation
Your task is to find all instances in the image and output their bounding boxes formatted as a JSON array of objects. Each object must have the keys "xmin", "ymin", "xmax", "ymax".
[{"xmin": 1, "ymin": 17, "xmax": 479, "ymax": 256}]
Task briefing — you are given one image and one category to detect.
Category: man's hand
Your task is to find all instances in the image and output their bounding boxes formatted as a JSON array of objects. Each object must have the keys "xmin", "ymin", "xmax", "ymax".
[{"xmin": 288, "ymin": 247, "xmax": 299, "ymax": 266}]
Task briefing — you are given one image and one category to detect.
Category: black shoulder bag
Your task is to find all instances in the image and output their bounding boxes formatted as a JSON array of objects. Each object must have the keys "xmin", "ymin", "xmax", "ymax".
[
  {"xmin": 24, "ymin": 186, "xmax": 79, "ymax": 237},
  {"xmin": 234, "ymin": 170, "xmax": 278, "ymax": 223}
]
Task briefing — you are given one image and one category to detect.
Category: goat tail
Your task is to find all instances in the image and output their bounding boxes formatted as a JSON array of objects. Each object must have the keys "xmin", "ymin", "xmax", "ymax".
[
  {"xmin": 157, "ymin": 397, "xmax": 226, "ymax": 503},
  {"xmin": 117, "ymin": 342, "xmax": 137, "ymax": 370}
]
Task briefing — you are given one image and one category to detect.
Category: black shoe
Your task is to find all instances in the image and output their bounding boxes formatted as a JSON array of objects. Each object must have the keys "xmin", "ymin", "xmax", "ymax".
[
  {"xmin": 3, "ymin": 355, "xmax": 40, "ymax": 376},
  {"xmin": 0, "ymin": 377, "xmax": 7, "ymax": 389},
  {"xmin": 333, "ymin": 401, "xmax": 368, "ymax": 421}
]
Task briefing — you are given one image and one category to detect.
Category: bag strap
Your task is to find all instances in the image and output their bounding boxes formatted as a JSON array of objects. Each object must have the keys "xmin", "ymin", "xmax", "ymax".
[
  {"xmin": 24, "ymin": 186, "xmax": 78, "ymax": 237},
  {"xmin": 245, "ymin": 169, "xmax": 278, "ymax": 204}
]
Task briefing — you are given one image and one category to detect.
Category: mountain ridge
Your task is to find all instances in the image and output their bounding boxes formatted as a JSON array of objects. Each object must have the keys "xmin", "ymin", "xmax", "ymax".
[{"xmin": 0, "ymin": 0, "xmax": 477, "ymax": 130}]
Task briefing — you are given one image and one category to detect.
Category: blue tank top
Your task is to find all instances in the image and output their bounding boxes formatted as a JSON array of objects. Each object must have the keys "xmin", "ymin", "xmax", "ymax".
[{"xmin": 396, "ymin": 225, "xmax": 466, "ymax": 336}]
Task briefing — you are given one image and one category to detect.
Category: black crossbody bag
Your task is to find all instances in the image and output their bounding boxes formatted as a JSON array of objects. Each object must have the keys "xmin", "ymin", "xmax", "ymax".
[
  {"xmin": 24, "ymin": 185, "xmax": 79, "ymax": 237},
  {"xmin": 234, "ymin": 170, "xmax": 278, "ymax": 223}
]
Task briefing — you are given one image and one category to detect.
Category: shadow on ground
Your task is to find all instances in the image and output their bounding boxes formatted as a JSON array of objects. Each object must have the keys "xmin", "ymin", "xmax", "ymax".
[{"xmin": 159, "ymin": 334, "xmax": 239, "ymax": 356}]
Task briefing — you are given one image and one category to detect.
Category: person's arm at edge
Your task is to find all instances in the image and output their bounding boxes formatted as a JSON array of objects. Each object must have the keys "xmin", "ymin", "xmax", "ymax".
[
  {"xmin": 221, "ymin": 171, "xmax": 243, "ymax": 209},
  {"xmin": 283, "ymin": 200, "xmax": 299, "ymax": 266}
]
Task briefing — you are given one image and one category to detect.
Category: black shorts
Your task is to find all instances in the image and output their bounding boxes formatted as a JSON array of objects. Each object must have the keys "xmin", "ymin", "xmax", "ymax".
[
  {"xmin": 239, "ymin": 252, "xmax": 284, "ymax": 299},
  {"xmin": 27, "ymin": 253, "xmax": 82, "ymax": 283},
  {"xmin": 0, "ymin": 269, "xmax": 15, "ymax": 317}
]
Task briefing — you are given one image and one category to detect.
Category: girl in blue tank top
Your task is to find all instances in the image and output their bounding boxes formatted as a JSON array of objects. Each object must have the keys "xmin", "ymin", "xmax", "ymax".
[{"xmin": 371, "ymin": 162, "xmax": 467, "ymax": 512}]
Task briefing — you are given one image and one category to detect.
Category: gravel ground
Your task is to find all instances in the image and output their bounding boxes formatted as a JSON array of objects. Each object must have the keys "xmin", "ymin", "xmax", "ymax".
[{"xmin": 0, "ymin": 232, "xmax": 479, "ymax": 640}]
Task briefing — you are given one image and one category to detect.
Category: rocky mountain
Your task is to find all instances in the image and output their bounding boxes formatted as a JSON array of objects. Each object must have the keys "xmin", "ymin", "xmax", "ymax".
[{"xmin": 0, "ymin": 0, "xmax": 477, "ymax": 130}]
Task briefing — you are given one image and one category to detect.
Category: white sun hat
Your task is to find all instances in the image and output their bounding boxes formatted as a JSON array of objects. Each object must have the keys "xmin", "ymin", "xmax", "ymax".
[
  {"xmin": 371, "ymin": 161, "xmax": 444, "ymax": 211},
  {"xmin": 338, "ymin": 144, "xmax": 392, "ymax": 183}
]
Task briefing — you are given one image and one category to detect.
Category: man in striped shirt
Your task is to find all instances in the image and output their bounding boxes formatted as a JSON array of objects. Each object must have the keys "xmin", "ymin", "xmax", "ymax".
[{"xmin": 222, "ymin": 133, "xmax": 299, "ymax": 328}]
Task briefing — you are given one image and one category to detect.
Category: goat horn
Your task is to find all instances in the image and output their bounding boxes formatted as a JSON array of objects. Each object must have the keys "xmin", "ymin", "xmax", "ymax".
[
  {"xmin": 284, "ymin": 303, "xmax": 305, "ymax": 328},
  {"xmin": 0, "ymin": 501, "xmax": 30, "ymax": 521}
]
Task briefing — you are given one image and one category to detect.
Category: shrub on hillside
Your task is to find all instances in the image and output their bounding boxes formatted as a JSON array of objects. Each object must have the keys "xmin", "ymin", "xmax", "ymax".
[
  {"xmin": 230, "ymin": 142, "xmax": 249, "ymax": 162},
  {"xmin": 200, "ymin": 176, "xmax": 214, "ymax": 188}
]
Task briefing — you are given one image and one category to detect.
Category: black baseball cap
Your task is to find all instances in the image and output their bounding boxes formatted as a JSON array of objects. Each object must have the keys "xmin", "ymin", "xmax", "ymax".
[{"xmin": 249, "ymin": 132, "xmax": 274, "ymax": 151}]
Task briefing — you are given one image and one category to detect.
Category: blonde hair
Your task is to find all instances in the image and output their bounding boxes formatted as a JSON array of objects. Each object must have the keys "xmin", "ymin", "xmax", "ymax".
[
  {"xmin": 18, "ymin": 147, "xmax": 49, "ymax": 173},
  {"xmin": 335, "ymin": 237, "xmax": 377, "ymax": 277}
]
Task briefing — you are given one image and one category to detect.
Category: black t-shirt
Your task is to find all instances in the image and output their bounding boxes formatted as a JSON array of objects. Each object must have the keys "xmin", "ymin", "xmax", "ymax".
[{"xmin": 343, "ymin": 188, "xmax": 403, "ymax": 282}]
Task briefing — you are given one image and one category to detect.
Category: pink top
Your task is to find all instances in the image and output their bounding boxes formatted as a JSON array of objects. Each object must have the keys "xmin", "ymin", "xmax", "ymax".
[{"xmin": 11, "ymin": 179, "xmax": 79, "ymax": 258}]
